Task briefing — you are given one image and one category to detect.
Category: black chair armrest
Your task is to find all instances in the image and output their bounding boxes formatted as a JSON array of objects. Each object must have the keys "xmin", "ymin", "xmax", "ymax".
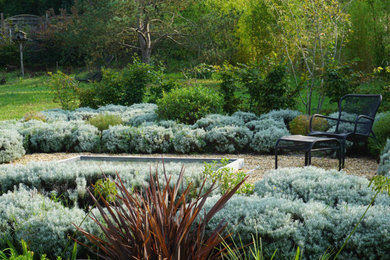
[
  {"xmin": 310, "ymin": 114, "xmax": 339, "ymax": 132},
  {"xmin": 353, "ymin": 115, "xmax": 375, "ymax": 134}
]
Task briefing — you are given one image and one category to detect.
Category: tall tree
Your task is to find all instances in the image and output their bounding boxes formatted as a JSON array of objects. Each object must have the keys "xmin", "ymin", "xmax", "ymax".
[
  {"xmin": 112, "ymin": 0, "xmax": 191, "ymax": 63},
  {"xmin": 267, "ymin": 0, "xmax": 350, "ymax": 114}
]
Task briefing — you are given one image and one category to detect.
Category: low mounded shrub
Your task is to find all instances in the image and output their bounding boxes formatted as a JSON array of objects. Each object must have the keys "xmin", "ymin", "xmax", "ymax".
[
  {"xmin": 289, "ymin": 115, "xmax": 329, "ymax": 135},
  {"xmin": 205, "ymin": 126, "xmax": 252, "ymax": 153},
  {"xmin": 368, "ymin": 112, "xmax": 390, "ymax": 157},
  {"xmin": 87, "ymin": 114, "xmax": 123, "ymax": 131},
  {"xmin": 21, "ymin": 121, "xmax": 100, "ymax": 153},
  {"xmin": 192, "ymin": 114, "xmax": 244, "ymax": 131},
  {"xmin": 172, "ymin": 128, "xmax": 206, "ymax": 154},
  {"xmin": 245, "ymin": 118, "xmax": 286, "ymax": 132},
  {"xmin": 231, "ymin": 111, "xmax": 258, "ymax": 123},
  {"xmin": 102, "ymin": 125, "xmax": 133, "ymax": 153},
  {"xmin": 205, "ymin": 167, "xmax": 390, "ymax": 259},
  {"xmin": 378, "ymin": 138, "xmax": 390, "ymax": 176},
  {"xmin": 131, "ymin": 125, "xmax": 174, "ymax": 153},
  {"xmin": 259, "ymin": 109, "xmax": 301, "ymax": 126},
  {"xmin": 250, "ymin": 126, "xmax": 289, "ymax": 153},
  {"xmin": 0, "ymin": 129, "xmax": 25, "ymax": 163},
  {"xmin": 157, "ymin": 86, "xmax": 223, "ymax": 124},
  {"xmin": 0, "ymin": 187, "xmax": 98, "ymax": 258},
  {"xmin": 23, "ymin": 112, "xmax": 46, "ymax": 122}
]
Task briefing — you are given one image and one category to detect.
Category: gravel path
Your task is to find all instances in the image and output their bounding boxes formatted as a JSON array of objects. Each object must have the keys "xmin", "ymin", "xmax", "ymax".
[{"xmin": 10, "ymin": 152, "xmax": 378, "ymax": 183}]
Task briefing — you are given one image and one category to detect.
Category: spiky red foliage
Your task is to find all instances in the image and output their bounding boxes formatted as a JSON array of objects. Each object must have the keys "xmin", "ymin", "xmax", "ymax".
[{"xmin": 75, "ymin": 166, "xmax": 245, "ymax": 259}]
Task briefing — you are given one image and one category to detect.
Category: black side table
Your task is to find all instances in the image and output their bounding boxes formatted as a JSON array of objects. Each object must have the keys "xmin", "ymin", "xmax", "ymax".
[{"xmin": 275, "ymin": 135, "xmax": 343, "ymax": 170}]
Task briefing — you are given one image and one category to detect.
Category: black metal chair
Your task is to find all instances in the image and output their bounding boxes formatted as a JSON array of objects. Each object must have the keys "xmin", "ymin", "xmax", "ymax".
[{"xmin": 309, "ymin": 94, "xmax": 382, "ymax": 167}]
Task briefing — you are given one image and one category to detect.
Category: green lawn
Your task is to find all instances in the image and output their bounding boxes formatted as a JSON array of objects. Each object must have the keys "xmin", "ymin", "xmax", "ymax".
[{"xmin": 0, "ymin": 73, "xmax": 58, "ymax": 120}]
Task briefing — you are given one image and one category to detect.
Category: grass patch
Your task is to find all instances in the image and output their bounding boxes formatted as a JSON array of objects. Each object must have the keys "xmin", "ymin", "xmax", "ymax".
[{"xmin": 0, "ymin": 73, "xmax": 58, "ymax": 120}]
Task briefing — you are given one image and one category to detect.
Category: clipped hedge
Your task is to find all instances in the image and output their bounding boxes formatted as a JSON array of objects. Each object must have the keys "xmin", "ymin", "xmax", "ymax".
[
  {"xmin": 205, "ymin": 167, "xmax": 390, "ymax": 259},
  {"xmin": 0, "ymin": 129, "xmax": 25, "ymax": 163}
]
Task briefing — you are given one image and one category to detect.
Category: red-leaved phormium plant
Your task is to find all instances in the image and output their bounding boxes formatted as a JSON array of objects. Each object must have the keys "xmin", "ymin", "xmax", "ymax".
[{"xmin": 75, "ymin": 165, "xmax": 246, "ymax": 259}]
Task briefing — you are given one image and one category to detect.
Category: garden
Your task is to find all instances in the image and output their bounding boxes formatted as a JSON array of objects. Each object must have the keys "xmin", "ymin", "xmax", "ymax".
[{"xmin": 1, "ymin": 0, "xmax": 390, "ymax": 259}]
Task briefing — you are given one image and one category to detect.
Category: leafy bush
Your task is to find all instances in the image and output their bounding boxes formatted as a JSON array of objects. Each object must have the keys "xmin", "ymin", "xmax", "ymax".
[
  {"xmin": 289, "ymin": 115, "xmax": 329, "ymax": 135},
  {"xmin": 250, "ymin": 126, "xmax": 289, "ymax": 153},
  {"xmin": 157, "ymin": 86, "xmax": 223, "ymax": 124},
  {"xmin": 76, "ymin": 167, "xmax": 244, "ymax": 259},
  {"xmin": 89, "ymin": 60, "xmax": 158, "ymax": 107},
  {"xmin": 47, "ymin": 71, "xmax": 79, "ymax": 110},
  {"xmin": 192, "ymin": 114, "xmax": 244, "ymax": 131},
  {"xmin": 203, "ymin": 159, "xmax": 254, "ymax": 195},
  {"xmin": 323, "ymin": 66, "xmax": 357, "ymax": 104},
  {"xmin": 0, "ymin": 129, "xmax": 25, "ymax": 163},
  {"xmin": 172, "ymin": 128, "xmax": 206, "ymax": 154},
  {"xmin": 0, "ymin": 187, "xmax": 97, "ymax": 258},
  {"xmin": 378, "ymin": 139, "xmax": 390, "ymax": 176},
  {"xmin": 368, "ymin": 112, "xmax": 390, "ymax": 157},
  {"xmin": 183, "ymin": 63, "xmax": 217, "ymax": 79},
  {"xmin": 205, "ymin": 126, "xmax": 252, "ymax": 153},
  {"xmin": 87, "ymin": 114, "xmax": 123, "ymax": 131},
  {"xmin": 144, "ymin": 79, "xmax": 177, "ymax": 103}
]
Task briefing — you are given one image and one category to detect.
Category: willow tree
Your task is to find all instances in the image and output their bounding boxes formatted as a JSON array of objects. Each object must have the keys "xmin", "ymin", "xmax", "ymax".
[
  {"xmin": 267, "ymin": 0, "xmax": 351, "ymax": 114},
  {"xmin": 113, "ymin": 0, "xmax": 191, "ymax": 63}
]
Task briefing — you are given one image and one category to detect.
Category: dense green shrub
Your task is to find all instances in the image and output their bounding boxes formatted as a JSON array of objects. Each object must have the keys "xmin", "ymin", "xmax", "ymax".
[
  {"xmin": 205, "ymin": 167, "xmax": 390, "ymax": 259},
  {"xmin": 378, "ymin": 139, "xmax": 390, "ymax": 176},
  {"xmin": 289, "ymin": 115, "xmax": 329, "ymax": 135},
  {"xmin": 323, "ymin": 66, "xmax": 357, "ymax": 104},
  {"xmin": 0, "ymin": 129, "xmax": 25, "ymax": 163},
  {"xmin": 144, "ymin": 79, "xmax": 177, "ymax": 103},
  {"xmin": 87, "ymin": 61, "xmax": 158, "ymax": 107},
  {"xmin": 183, "ymin": 63, "xmax": 217, "ymax": 79},
  {"xmin": 368, "ymin": 112, "xmax": 390, "ymax": 157},
  {"xmin": 157, "ymin": 86, "xmax": 223, "ymax": 124},
  {"xmin": 0, "ymin": 40, "xmax": 18, "ymax": 67},
  {"xmin": 205, "ymin": 126, "xmax": 252, "ymax": 153},
  {"xmin": 192, "ymin": 114, "xmax": 244, "ymax": 131},
  {"xmin": 87, "ymin": 114, "xmax": 123, "ymax": 131}
]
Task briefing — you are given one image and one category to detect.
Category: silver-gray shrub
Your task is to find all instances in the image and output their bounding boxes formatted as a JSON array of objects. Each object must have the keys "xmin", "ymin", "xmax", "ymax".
[
  {"xmin": 70, "ymin": 123, "xmax": 101, "ymax": 152},
  {"xmin": 245, "ymin": 118, "xmax": 286, "ymax": 132},
  {"xmin": 192, "ymin": 114, "xmax": 245, "ymax": 131},
  {"xmin": 41, "ymin": 108, "xmax": 70, "ymax": 122},
  {"xmin": 68, "ymin": 107, "xmax": 99, "ymax": 121},
  {"xmin": 231, "ymin": 111, "xmax": 258, "ymax": 123},
  {"xmin": 259, "ymin": 109, "xmax": 301, "ymax": 124},
  {"xmin": 378, "ymin": 138, "xmax": 390, "ymax": 176},
  {"xmin": 0, "ymin": 186, "xmax": 98, "ymax": 258},
  {"xmin": 0, "ymin": 129, "xmax": 25, "ymax": 163},
  {"xmin": 205, "ymin": 193, "xmax": 390, "ymax": 259},
  {"xmin": 172, "ymin": 127, "xmax": 206, "ymax": 153},
  {"xmin": 102, "ymin": 125, "xmax": 134, "ymax": 153},
  {"xmin": 120, "ymin": 103, "xmax": 158, "ymax": 125},
  {"xmin": 205, "ymin": 126, "xmax": 252, "ymax": 153},
  {"xmin": 131, "ymin": 125, "xmax": 174, "ymax": 153},
  {"xmin": 97, "ymin": 104, "xmax": 129, "ymax": 113},
  {"xmin": 250, "ymin": 126, "xmax": 289, "ymax": 153},
  {"xmin": 21, "ymin": 121, "xmax": 100, "ymax": 153},
  {"xmin": 254, "ymin": 167, "xmax": 390, "ymax": 207}
]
